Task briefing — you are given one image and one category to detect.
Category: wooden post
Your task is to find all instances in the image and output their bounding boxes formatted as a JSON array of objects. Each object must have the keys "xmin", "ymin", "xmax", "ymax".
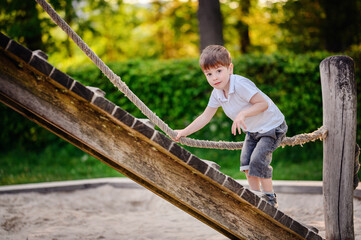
[{"xmin": 320, "ymin": 56, "xmax": 357, "ymax": 240}]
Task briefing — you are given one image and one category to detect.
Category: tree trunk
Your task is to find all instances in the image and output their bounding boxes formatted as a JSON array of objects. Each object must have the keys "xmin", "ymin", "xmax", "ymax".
[
  {"xmin": 238, "ymin": 0, "xmax": 251, "ymax": 53},
  {"xmin": 197, "ymin": 0, "xmax": 224, "ymax": 51}
]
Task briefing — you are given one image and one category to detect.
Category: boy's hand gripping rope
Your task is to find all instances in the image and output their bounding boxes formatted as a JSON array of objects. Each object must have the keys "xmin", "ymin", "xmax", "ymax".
[{"xmin": 35, "ymin": 0, "xmax": 328, "ymax": 150}]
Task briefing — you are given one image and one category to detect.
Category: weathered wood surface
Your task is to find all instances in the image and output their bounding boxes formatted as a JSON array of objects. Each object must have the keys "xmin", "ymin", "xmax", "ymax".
[
  {"xmin": 0, "ymin": 33, "xmax": 323, "ymax": 240},
  {"xmin": 320, "ymin": 56, "xmax": 357, "ymax": 240}
]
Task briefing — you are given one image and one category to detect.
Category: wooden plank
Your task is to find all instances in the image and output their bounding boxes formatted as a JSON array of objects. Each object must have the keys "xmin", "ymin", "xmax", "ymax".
[
  {"xmin": 320, "ymin": 56, "xmax": 357, "ymax": 240},
  {"xmin": 0, "ymin": 36, "xmax": 323, "ymax": 239}
]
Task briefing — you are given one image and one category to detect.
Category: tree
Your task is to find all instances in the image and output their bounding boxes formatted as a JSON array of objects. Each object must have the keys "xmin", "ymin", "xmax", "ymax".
[
  {"xmin": 269, "ymin": 0, "xmax": 324, "ymax": 52},
  {"xmin": 319, "ymin": 0, "xmax": 361, "ymax": 52},
  {"xmin": 269, "ymin": 0, "xmax": 361, "ymax": 53},
  {"xmin": 237, "ymin": 0, "xmax": 251, "ymax": 53},
  {"xmin": 197, "ymin": 0, "xmax": 224, "ymax": 51},
  {"xmin": 0, "ymin": 0, "xmax": 116, "ymax": 57},
  {"xmin": 0, "ymin": 0, "xmax": 43, "ymax": 50}
]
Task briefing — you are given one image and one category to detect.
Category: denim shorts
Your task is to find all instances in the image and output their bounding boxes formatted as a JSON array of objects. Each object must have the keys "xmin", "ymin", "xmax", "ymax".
[{"xmin": 240, "ymin": 121, "xmax": 288, "ymax": 179}]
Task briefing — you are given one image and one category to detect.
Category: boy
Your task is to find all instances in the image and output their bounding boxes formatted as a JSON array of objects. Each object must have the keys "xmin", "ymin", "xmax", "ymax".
[{"xmin": 175, "ymin": 45, "xmax": 287, "ymax": 208}]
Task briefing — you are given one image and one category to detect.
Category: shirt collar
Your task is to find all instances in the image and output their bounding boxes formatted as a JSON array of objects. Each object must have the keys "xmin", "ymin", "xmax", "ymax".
[{"xmin": 215, "ymin": 75, "xmax": 235, "ymax": 102}]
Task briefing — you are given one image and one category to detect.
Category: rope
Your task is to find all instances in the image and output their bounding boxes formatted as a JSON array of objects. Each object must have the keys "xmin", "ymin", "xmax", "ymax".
[
  {"xmin": 280, "ymin": 126, "xmax": 327, "ymax": 147},
  {"xmin": 35, "ymin": 0, "xmax": 327, "ymax": 150}
]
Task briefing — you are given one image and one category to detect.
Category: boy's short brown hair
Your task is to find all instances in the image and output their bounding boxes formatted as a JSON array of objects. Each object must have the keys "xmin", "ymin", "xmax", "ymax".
[{"xmin": 199, "ymin": 45, "xmax": 232, "ymax": 71}]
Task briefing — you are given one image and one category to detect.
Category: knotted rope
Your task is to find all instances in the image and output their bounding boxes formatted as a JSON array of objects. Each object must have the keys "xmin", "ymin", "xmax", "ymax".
[{"xmin": 35, "ymin": 0, "xmax": 328, "ymax": 150}]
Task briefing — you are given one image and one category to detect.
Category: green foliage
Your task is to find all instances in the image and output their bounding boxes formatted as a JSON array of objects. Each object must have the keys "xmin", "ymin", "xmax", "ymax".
[
  {"xmin": 268, "ymin": 0, "xmax": 324, "ymax": 52},
  {"xmin": 268, "ymin": 0, "xmax": 361, "ymax": 52},
  {"xmin": 0, "ymin": 0, "xmax": 44, "ymax": 50},
  {"xmin": 1, "ymin": 0, "xmax": 200, "ymax": 68},
  {"xmin": 0, "ymin": 0, "xmax": 104, "ymax": 54}
]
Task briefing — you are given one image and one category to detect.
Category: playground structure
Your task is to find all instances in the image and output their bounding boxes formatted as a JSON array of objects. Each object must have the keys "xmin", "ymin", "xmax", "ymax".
[
  {"xmin": 0, "ymin": 1, "xmax": 359, "ymax": 238},
  {"xmin": 1, "ymin": 32, "xmax": 325, "ymax": 240}
]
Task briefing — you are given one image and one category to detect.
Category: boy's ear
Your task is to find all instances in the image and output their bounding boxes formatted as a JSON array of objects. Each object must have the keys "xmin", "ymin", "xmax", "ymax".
[{"xmin": 229, "ymin": 63, "xmax": 234, "ymax": 74}]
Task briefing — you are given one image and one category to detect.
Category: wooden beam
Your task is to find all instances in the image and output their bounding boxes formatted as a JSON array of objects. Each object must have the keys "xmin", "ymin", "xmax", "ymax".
[
  {"xmin": 0, "ymin": 33, "xmax": 322, "ymax": 240},
  {"xmin": 320, "ymin": 56, "xmax": 357, "ymax": 239}
]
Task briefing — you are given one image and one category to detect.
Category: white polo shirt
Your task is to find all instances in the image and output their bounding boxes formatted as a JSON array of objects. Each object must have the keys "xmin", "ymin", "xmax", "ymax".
[{"xmin": 208, "ymin": 74, "xmax": 284, "ymax": 133}]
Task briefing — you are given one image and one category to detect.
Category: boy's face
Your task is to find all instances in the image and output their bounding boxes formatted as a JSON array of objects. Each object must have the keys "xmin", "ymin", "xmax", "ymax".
[{"xmin": 203, "ymin": 64, "xmax": 233, "ymax": 90}]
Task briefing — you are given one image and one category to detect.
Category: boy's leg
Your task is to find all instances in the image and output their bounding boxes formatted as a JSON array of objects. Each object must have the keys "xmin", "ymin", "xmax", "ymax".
[
  {"xmin": 246, "ymin": 135, "xmax": 277, "ymax": 205},
  {"xmin": 248, "ymin": 122, "xmax": 288, "ymax": 180},
  {"xmin": 245, "ymin": 170, "xmax": 261, "ymax": 191},
  {"xmin": 248, "ymin": 136, "xmax": 274, "ymax": 179},
  {"xmin": 246, "ymin": 171, "xmax": 274, "ymax": 194},
  {"xmin": 260, "ymin": 177, "xmax": 278, "ymax": 208},
  {"xmin": 247, "ymin": 122, "xmax": 287, "ymax": 208},
  {"xmin": 260, "ymin": 177, "xmax": 273, "ymax": 193},
  {"xmin": 241, "ymin": 134, "xmax": 261, "ymax": 192},
  {"xmin": 254, "ymin": 122, "xmax": 288, "ymax": 194}
]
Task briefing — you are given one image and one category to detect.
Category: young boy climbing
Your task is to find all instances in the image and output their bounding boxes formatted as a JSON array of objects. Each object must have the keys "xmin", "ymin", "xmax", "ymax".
[{"xmin": 174, "ymin": 45, "xmax": 287, "ymax": 208}]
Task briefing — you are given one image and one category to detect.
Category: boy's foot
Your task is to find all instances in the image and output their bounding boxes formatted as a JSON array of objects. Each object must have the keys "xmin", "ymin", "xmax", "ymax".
[{"xmin": 262, "ymin": 193, "xmax": 278, "ymax": 208}]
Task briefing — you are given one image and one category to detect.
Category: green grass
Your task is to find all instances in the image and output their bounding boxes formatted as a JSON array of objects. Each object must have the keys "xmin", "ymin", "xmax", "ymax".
[
  {"xmin": 0, "ymin": 142, "xmax": 122, "ymax": 185},
  {"xmin": 2, "ymin": 139, "xmax": 359, "ymax": 186}
]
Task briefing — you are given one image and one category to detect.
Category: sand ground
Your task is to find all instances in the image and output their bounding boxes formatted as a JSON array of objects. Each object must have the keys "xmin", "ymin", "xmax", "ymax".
[{"xmin": 1, "ymin": 185, "xmax": 360, "ymax": 240}]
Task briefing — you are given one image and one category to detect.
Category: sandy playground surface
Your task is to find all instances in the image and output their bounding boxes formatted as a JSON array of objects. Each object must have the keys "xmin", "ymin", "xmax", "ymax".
[{"xmin": 1, "ymin": 184, "xmax": 361, "ymax": 240}]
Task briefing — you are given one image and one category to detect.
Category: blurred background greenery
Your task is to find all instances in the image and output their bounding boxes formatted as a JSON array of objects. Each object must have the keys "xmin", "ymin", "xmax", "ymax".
[{"xmin": 1, "ymin": 0, "xmax": 360, "ymax": 185}]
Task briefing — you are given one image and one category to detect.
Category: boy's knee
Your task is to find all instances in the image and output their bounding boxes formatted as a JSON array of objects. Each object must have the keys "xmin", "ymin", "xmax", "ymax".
[{"xmin": 249, "ymin": 160, "xmax": 273, "ymax": 179}]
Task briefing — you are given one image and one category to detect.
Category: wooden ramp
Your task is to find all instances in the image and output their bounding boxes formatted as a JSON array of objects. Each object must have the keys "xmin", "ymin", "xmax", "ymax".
[{"xmin": 0, "ymin": 33, "xmax": 323, "ymax": 240}]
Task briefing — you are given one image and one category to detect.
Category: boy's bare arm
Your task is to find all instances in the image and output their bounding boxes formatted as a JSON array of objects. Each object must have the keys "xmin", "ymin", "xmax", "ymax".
[
  {"xmin": 232, "ymin": 93, "xmax": 268, "ymax": 135},
  {"xmin": 175, "ymin": 106, "xmax": 218, "ymax": 142}
]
